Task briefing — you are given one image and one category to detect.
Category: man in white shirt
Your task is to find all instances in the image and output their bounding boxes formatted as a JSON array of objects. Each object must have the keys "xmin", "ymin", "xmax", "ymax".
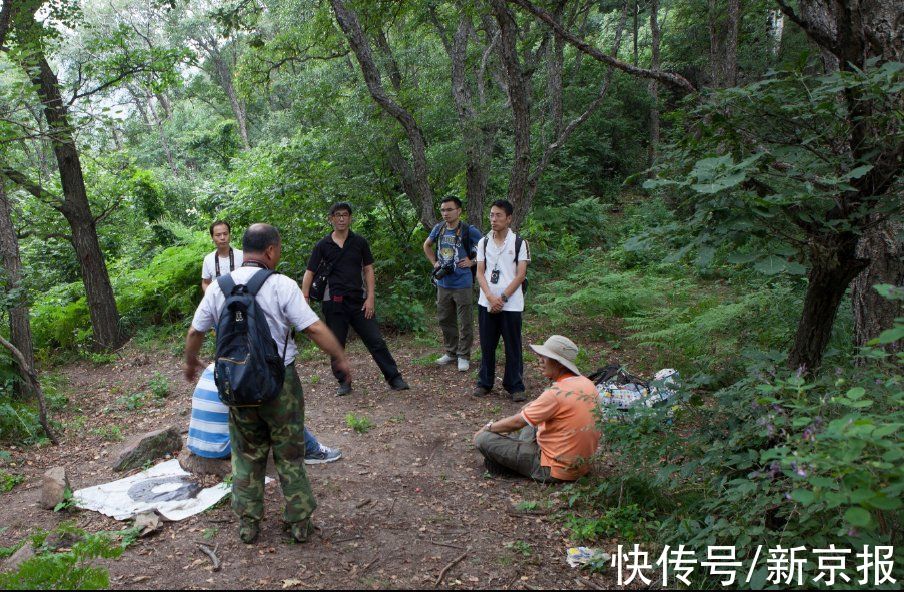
[
  {"xmin": 184, "ymin": 223, "xmax": 351, "ymax": 545},
  {"xmin": 201, "ymin": 220, "xmax": 243, "ymax": 292},
  {"xmin": 473, "ymin": 200, "xmax": 529, "ymax": 401}
]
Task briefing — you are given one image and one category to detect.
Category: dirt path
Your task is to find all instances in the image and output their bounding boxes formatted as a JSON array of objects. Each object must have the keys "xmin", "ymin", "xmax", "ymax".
[{"xmin": 0, "ymin": 334, "xmax": 616, "ymax": 589}]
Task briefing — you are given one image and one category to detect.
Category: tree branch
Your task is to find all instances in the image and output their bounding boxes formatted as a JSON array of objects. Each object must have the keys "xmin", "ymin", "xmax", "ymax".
[
  {"xmin": 507, "ymin": 0, "xmax": 696, "ymax": 93},
  {"xmin": 0, "ymin": 167, "xmax": 63, "ymax": 207}
]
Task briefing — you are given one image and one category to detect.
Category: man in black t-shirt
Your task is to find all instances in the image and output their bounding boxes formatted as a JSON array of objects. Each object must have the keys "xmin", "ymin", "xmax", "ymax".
[{"xmin": 302, "ymin": 202, "xmax": 409, "ymax": 396}]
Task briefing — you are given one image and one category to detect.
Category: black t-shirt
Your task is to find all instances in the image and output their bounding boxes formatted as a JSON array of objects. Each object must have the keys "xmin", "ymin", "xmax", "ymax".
[{"xmin": 306, "ymin": 231, "xmax": 374, "ymax": 300}]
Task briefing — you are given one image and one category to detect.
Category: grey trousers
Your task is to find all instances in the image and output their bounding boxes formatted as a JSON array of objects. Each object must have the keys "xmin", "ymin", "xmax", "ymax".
[
  {"xmin": 436, "ymin": 286, "xmax": 474, "ymax": 359},
  {"xmin": 475, "ymin": 426, "xmax": 561, "ymax": 483}
]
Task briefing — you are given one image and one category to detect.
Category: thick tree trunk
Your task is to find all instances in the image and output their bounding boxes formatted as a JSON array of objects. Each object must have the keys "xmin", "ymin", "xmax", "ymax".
[
  {"xmin": 32, "ymin": 57, "xmax": 124, "ymax": 350},
  {"xmin": 0, "ymin": 183, "xmax": 35, "ymax": 399},
  {"xmin": 648, "ymin": 0, "xmax": 660, "ymax": 165},
  {"xmin": 330, "ymin": 0, "xmax": 435, "ymax": 228},
  {"xmin": 491, "ymin": 0, "xmax": 532, "ymax": 229},
  {"xmin": 632, "ymin": 0, "xmax": 639, "ymax": 66},
  {"xmin": 789, "ymin": 235, "xmax": 868, "ymax": 372},
  {"xmin": 853, "ymin": 219, "xmax": 903, "ymax": 354},
  {"xmin": 708, "ymin": 0, "xmax": 740, "ymax": 87}
]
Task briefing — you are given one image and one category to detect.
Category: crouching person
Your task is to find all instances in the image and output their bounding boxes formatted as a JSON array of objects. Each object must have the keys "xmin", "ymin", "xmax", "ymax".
[
  {"xmin": 473, "ymin": 335, "xmax": 599, "ymax": 483},
  {"xmin": 183, "ymin": 223, "xmax": 351, "ymax": 544}
]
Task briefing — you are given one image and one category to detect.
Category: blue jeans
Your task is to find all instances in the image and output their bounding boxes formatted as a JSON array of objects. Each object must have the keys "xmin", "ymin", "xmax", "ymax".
[{"xmin": 303, "ymin": 428, "xmax": 321, "ymax": 456}]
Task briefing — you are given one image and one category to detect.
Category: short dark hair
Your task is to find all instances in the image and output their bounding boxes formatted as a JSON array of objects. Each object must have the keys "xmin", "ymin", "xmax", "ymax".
[
  {"xmin": 329, "ymin": 202, "xmax": 353, "ymax": 217},
  {"xmin": 440, "ymin": 196, "xmax": 463, "ymax": 209},
  {"xmin": 209, "ymin": 220, "xmax": 231, "ymax": 235},
  {"xmin": 490, "ymin": 199, "xmax": 514, "ymax": 217},
  {"xmin": 242, "ymin": 223, "xmax": 281, "ymax": 253}
]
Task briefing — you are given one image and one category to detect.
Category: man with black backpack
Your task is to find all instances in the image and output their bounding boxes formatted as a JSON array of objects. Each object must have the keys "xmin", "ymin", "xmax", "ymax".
[
  {"xmin": 473, "ymin": 200, "xmax": 530, "ymax": 401},
  {"xmin": 184, "ymin": 223, "xmax": 351, "ymax": 545},
  {"xmin": 422, "ymin": 196, "xmax": 483, "ymax": 372}
]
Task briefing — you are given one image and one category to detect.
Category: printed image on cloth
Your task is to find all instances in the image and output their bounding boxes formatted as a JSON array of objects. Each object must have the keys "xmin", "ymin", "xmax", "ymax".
[
  {"xmin": 186, "ymin": 363, "xmax": 230, "ymax": 458},
  {"xmin": 438, "ymin": 231, "xmax": 460, "ymax": 265},
  {"xmin": 73, "ymin": 459, "xmax": 231, "ymax": 521}
]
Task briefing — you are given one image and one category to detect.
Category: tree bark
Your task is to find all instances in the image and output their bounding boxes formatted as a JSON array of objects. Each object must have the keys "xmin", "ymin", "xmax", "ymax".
[
  {"xmin": 0, "ymin": 334, "xmax": 57, "ymax": 444},
  {"xmin": 852, "ymin": 219, "xmax": 903, "ymax": 355},
  {"xmin": 789, "ymin": 234, "xmax": 868, "ymax": 372},
  {"xmin": 708, "ymin": 0, "xmax": 740, "ymax": 87},
  {"xmin": 208, "ymin": 45, "xmax": 250, "ymax": 150},
  {"xmin": 0, "ymin": 182, "xmax": 35, "ymax": 399},
  {"xmin": 648, "ymin": 0, "xmax": 661, "ymax": 165},
  {"xmin": 30, "ymin": 56, "xmax": 124, "ymax": 349},
  {"xmin": 491, "ymin": 0, "xmax": 532, "ymax": 229},
  {"xmin": 331, "ymin": 0, "xmax": 435, "ymax": 228}
]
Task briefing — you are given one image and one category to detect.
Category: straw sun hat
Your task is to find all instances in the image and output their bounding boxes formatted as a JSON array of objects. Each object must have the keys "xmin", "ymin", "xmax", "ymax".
[{"xmin": 529, "ymin": 335, "xmax": 581, "ymax": 376}]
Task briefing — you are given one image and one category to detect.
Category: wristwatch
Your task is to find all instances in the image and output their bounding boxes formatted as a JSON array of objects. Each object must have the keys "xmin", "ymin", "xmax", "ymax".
[{"xmin": 501, "ymin": 294, "xmax": 509, "ymax": 303}]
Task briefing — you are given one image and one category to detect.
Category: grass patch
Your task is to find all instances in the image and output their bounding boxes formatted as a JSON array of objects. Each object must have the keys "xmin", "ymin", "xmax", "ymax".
[{"xmin": 345, "ymin": 413, "xmax": 374, "ymax": 434}]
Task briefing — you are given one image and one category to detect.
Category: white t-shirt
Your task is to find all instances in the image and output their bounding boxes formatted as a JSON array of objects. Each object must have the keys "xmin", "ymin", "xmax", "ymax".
[
  {"xmin": 476, "ymin": 230, "xmax": 530, "ymax": 312},
  {"xmin": 201, "ymin": 248, "xmax": 244, "ymax": 280},
  {"xmin": 191, "ymin": 266, "xmax": 319, "ymax": 365}
]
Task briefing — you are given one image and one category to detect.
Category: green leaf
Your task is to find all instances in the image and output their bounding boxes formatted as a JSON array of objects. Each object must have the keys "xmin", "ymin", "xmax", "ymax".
[
  {"xmin": 869, "ymin": 326, "xmax": 904, "ymax": 345},
  {"xmin": 844, "ymin": 507, "xmax": 872, "ymax": 527},
  {"xmin": 791, "ymin": 489, "xmax": 815, "ymax": 505},
  {"xmin": 754, "ymin": 256, "xmax": 789, "ymax": 275},
  {"xmin": 846, "ymin": 387, "xmax": 866, "ymax": 399},
  {"xmin": 844, "ymin": 165, "xmax": 873, "ymax": 180}
]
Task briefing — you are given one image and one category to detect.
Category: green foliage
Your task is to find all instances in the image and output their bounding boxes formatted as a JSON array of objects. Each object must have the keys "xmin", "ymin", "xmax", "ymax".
[
  {"xmin": 147, "ymin": 372, "xmax": 170, "ymax": 399},
  {"xmin": 0, "ymin": 469, "xmax": 25, "ymax": 493},
  {"xmin": 345, "ymin": 413, "xmax": 374, "ymax": 434},
  {"xmin": 504, "ymin": 540, "xmax": 532, "ymax": 557},
  {"xmin": 0, "ymin": 524, "xmax": 124, "ymax": 590},
  {"xmin": 565, "ymin": 504, "xmax": 655, "ymax": 543},
  {"xmin": 91, "ymin": 425, "xmax": 123, "ymax": 442}
]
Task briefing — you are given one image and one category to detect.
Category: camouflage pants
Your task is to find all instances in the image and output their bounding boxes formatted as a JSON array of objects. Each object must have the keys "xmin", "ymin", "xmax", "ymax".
[{"xmin": 228, "ymin": 365, "xmax": 317, "ymax": 523}]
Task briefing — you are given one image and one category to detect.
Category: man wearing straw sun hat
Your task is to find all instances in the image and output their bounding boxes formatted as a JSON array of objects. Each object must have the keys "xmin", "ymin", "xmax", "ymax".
[{"xmin": 473, "ymin": 335, "xmax": 600, "ymax": 482}]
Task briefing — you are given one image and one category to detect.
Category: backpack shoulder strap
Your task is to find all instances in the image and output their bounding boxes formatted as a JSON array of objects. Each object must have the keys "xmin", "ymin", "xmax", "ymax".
[
  {"xmin": 461, "ymin": 223, "xmax": 472, "ymax": 255},
  {"xmin": 482, "ymin": 232, "xmax": 491, "ymax": 260},
  {"xmin": 514, "ymin": 235, "xmax": 523, "ymax": 263},
  {"xmin": 244, "ymin": 269, "xmax": 275, "ymax": 296},
  {"xmin": 216, "ymin": 274, "xmax": 237, "ymax": 297}
]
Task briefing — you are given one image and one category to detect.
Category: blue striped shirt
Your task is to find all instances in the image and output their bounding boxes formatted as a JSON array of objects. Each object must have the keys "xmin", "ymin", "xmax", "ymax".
[{"xmin": 187, "ymin": 364, "xmax": 231, "ymax": 458}]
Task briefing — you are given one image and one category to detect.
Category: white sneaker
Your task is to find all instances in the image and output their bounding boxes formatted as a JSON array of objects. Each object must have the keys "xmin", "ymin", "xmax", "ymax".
[
  {"xmin": 436, "ymin": 354, "xmax": 456, "ymax": 366},
  {"xmin": 457, "ymin": 358, "xmax": 470, "ymax": 372}
]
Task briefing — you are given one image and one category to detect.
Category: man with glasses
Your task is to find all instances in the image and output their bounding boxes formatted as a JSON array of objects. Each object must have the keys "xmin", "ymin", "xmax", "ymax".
[
  {"xmin": 302, "ymin": 202, "xmax": 409, "ymax": 396},
  {"xmin": 473, "ymin": 200, "xmax": 529, "ymax": 401},
  {"xmin": 423, "ymin": 196, "xmax": 483, "ymax": 371}
]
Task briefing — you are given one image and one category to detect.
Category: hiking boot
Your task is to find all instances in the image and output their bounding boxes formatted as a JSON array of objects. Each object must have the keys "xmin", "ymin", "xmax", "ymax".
[
  {"xmin": 436, "ymin": 354, "xmax": 456, "ymax": 366},
  {"xmin": 239, "ymin": 519, "xmax": 260, "ymax": 544},
  {"xmin": 304, "ymin": 444, "xmax": 343, "ymax": 465},
  {"xmin": 457, "ymin": 358, "xmax": 470, "ymax": 372},
  {"xmin": 288, "ymin": 519, "xmax": 314, "ymax": 543},
  {"xmin": 472, "ymin": 385, "xmax": 491, "ymax": 398},
  {"xmin": 389, "ymin": 376, "xmax": 410, "ymax": 391},
  {"xmin": 336, "ymin": 381, "xmax": 352, "ymax": 396},
  {"xmin": 509, "ymin": 391, "xmax": 527, "ymax": 403}
]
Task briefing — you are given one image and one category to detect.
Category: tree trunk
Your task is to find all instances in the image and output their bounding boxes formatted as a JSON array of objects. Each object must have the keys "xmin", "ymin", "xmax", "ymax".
[
  {"xmin": 853, "ymin": 219, "xmax": 903, "ymax": 355},
  {"xmin": 491, "ymin": 0, "xmax": 532, "ymax": 229},
  {"xmin": 708, "ymin": 0, "xmax": 740, "ymax": 87},
  {"xmin": 0, "ymin": 182, "xmax": 35, "ymax": 399},
  {"xmin": 210, "ymin": 49, "xmax": 250, "ymax": 150},
  {"xmin": 789, "ymin": 234, "xmax": 868, "ymax": 372},
  {"xmin": 632, "ymin": 0, "xmax": 639, "ymax": 66},
  {"xmin": 648, "ymin": 0, "xmax": 660, "ymax": 165},
  {"xmin": 331, "ymin": 0, "xmax": 435, "ymax": 228},
  {"xmin": 31, "ymin": 56, "xmax": 124, "ymax": 350}
]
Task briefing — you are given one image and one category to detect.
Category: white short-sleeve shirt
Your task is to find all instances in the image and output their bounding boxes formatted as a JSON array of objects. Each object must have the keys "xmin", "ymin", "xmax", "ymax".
[
  {"xmin": 201, "ymin": 248, "xmax": 244, "ymax": 280},
  {"xmin": 191, "ymin": 266, "xmax": 318, "ymax": 365},
  {"xmin": 476, "ymin": 230, "xmax": 530, "ymax": 312}
]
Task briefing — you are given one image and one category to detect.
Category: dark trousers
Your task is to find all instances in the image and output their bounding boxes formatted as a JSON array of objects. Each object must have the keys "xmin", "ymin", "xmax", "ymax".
[
  {"xmin": 322, "ymin": 299, "xmax": 401, "ymax": 384},
  {"xmin": 477, "ymin": 305, "xmax": 525, "ymax": 394}
]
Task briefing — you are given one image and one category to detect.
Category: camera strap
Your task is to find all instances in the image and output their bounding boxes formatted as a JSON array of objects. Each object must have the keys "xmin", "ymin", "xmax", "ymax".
[{"xmin": 214, "ymin": 247, "xmax": 235, "ymax": 278}]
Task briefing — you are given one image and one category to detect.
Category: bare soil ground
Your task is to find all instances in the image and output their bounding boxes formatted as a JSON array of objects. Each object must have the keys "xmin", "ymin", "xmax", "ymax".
[{"xmin": 0, "ymin": 330, "xmax": 627, "ymax": 590}]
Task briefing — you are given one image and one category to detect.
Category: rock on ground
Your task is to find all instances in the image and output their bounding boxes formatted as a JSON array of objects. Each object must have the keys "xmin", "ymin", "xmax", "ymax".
[
  {"xmin": 1, "ymin": 544, "xmax": 34, "ymax": 572},
  {"xmin": 40, "ymin": 467, "xmax": 70, "ymax": 510},
  {"xmin": 112, "ymin": 427, "xmax": 182, "ymax": 472}
]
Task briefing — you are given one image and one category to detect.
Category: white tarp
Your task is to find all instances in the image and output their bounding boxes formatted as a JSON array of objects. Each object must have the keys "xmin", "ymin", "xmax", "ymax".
[{"xmin": 73, "ymin": 459, "xmax": 230, "ymax": 521}]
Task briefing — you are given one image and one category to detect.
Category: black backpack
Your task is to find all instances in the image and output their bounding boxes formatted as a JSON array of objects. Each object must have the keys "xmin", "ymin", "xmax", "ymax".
[
  {"xmin": 213, "ymin": 269, "xmax": 289, "ymax": 407},
  {"xmin": 482, "ymin": 232, "xmax": 529, "ymax": 293},
  {"xmin": 432, "ymin": 222, "xmax": 478, "ymax": 280}
]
